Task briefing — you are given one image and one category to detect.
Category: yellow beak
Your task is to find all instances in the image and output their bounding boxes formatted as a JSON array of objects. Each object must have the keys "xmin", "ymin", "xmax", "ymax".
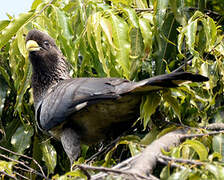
[{"xmin": 26, "ymin": 40, "xmax": 40, "ymax": 52}]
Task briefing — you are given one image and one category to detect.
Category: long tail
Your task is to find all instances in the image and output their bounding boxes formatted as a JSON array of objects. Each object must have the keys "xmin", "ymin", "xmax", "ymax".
[{"xmin": 129, "ymin": 72, "xmax": 208, "ymax": 93}]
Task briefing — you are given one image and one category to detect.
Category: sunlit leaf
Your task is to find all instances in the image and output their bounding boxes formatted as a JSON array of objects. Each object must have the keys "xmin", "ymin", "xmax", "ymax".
[
  {"xmin": 163, "ymin": 90, "xmax": 181, "ymax": 120},
  {"xmin": 0, "ymin": 161, "xmax": 16, "ymax": 175},
  {"xmin": 11, "ymin": 125, "xmax": 34, "ymax": 155},
  {"xmin": 0, "ymin": 20, "xmax": 10, "ymax": 32},
  {"xmin": 141, "ymin": 93, "xmax": 161, "ymax": 130},
  {"xmin": 212, "ymin": 134, "xmax": 224, "ymax": 161},
  {"xmin": 183, "ymin": 139, "xmax": 208, "ymax": 161},
  {"xmin": 168, "ymin": 168, "xmax": 191, "ymax": 180},
  {"xmin": 206, "ymin": 164, "xmax": 224, "ymax": 180},
  {"xmin": 110, "ymin": 13, "xmax": 130, "ymax": 78},
  {"xmin": 122, "ymin": 7, "xmax": 139, "ymax": 28},
  {"xmin": 41, "ymin": 141, "xmax": 57, "ymax": 175},
  {"xmin": 185, "ymin": 20, "xmax": 198, "ymax": 55},
  {"xmin": 139, "ymin": 18, "xmax": 153, "ymax": 55},
  {"xmin": 0, "ymin": 12, "xmax": 34, "ymax": 49}
]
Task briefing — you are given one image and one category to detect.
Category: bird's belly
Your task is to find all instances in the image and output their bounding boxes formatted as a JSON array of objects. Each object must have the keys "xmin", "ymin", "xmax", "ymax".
[{"xmin": 69, "ymin": 95, "xmax": 141, "ymax": 144}]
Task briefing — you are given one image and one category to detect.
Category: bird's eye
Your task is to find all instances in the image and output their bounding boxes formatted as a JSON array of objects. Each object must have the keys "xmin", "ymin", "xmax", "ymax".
[{"xmin": 43, "ymin": 41, "xmax": 50, "ymax": 48}]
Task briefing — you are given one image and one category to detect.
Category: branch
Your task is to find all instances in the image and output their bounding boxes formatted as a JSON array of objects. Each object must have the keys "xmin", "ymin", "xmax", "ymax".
[
  {"xmin": 159, "ymin": 154, "xmax": 204, "ymax": 166},
  {"xmin": 0, "ymin": 153, "xmax": 49, "ymax": 180},
  {"xmin": 0, "ymin": 145, "xmax": 46, "ymax": 178},
  {"xmin": 0, "ymin": 170, "xmax": 17, "ymax": 180},
  {"xmin": 126, "ymin": 128, "xmax": 188, "ymax": 176},
  {"xmin": 77, "ymin": 164, "xmax": 157, "ymax": 180}
]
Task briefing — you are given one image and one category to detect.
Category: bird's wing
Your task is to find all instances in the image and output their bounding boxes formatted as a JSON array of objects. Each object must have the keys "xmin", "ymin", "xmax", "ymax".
[
  {"xmin": 36, "ymin": 72, "xmax": 208, "ymax": 131},
  {"xmin": 36, "ymin": 78, "xmax": 129, "ymax": 131}
]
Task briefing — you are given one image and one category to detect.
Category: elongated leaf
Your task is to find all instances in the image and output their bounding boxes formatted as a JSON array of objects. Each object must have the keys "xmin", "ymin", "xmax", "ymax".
[
  {"xmin": 212, "ymin": 134, "xmax": 224, "ymax": 161},
  {"xmin": 0, "ymin": 20, "xmax": 10, "ymax": 32},
  {"xmin": 11, "ymin": 125, "xmax": 34, "ymax": 155},
  {"xmin": 163, "ymin": 90, "xmax": 181, "ymax": 120},
  {"xmin": 141, "ymin": 92, "xmax": 161, "ymax": 129},
  {"xmin": 41, "ymin": 141, "xmax": 57, "ymax": 175},
  {"xmin": 0, "ymin": 77, "xmax": 8, "ymax": 118},
  {"xmin": 129, "ymin": 28, "xmax": 144, "ymax": 59},
  {"xmin": 122, "ymin": 7, "xmax": 139, "ymax": 28},
  {"xmin": 31, "ymin": 0, "xmax": 43, "ymax": 10},
  {"xmin": 201, "ymin": 17, "xmax": 217, "ymax": 51},
  {"xmin": 168, "ymin": 168, "xmax": 191, "ymax": 180},
  {"xmin": 206, "ymin": 164, "xmax": 224, "ymax": 180},
  {"xmin": 186, "ymin": 20, "xmax": 198, "ymax": 55},
  {"xmin": 110, "ymin": 14, "xmax": 130, "ymax": 78},
  {"xmin": 0, "ymin": 12, "xmax": 34, "ymax": 49},
  {"xmin": 0, "ymin": 161, "xmax": 16, "ymax": 175},
  {"xmin": 100, "ymin": 17, "xmax": 115, "ymax": 48},
  {"xmin": 155, "ymin": 0, "xmax": 169, "ymax": 28},
  {"xmin": 139, "ymin": 18, "xmax": 153, "ymax": 55},
  {"xmin": 54, "ymin": 7, "xmax": 72, "ymax": 40},
  {"xmin": 183, "ymin": 139, "xmax": 208, "ymax": 161}
]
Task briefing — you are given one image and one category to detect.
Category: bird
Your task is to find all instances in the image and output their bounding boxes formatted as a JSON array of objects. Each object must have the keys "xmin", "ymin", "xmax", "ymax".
[{"xmin": 25, "ymin": 29, "xmax": 209, "ymax": 164}]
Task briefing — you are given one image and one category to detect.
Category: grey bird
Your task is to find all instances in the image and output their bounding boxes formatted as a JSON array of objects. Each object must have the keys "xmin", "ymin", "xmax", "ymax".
[{"xmin": 26, "ymin": 29, "xmax": 209, "ymax": 164}]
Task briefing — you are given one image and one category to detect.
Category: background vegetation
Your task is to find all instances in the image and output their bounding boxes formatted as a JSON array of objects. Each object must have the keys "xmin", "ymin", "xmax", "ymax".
[{"xmin": 0, "ymin": 0, "xmax": 224, "ymax": 179}]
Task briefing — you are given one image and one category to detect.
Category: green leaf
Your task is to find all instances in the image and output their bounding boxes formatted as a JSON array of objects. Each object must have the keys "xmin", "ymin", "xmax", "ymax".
[
  {"xmin": 0, "ymin": 76, "xmax": 8, "ymax": 118},
  {"xmin": 128, "ymin": 143, "xmax": 141, "ymax": 156},
  {"xmin": 188, "ymin": 11, "xmax": 204, "ymax": 22},
  {"xmin": 163, "ymin": 90, "xmax": 181, "ymax": 120},
  {"xmin": 212, "ymin": 134, "xmax": 224, "ymax": 161},
  {"xmin": 206, "ymin": 164, "xmax": 224, "ymax": 180},
  {"xmin": 110, "ymin": 13, "xmax": 130, "ymax": 78},
  {"xmin": 155, "ymin": 0, "xmax": 169, "ymax": 28},
  {"xmin": 208, "ymin": 152, "xmax": 222, "ymax": 162},
  {"xmin": 0, "ymin": 12, "xmax": 34, "ymax": 49},
  {"xmin": 139, "ymin": 18, "xmax": 153, "ymax": 55},
  {"xmin": 183, "ymin": 139, "xmax": 208, "ymax": 161},
  {"xmin": 100, "ymin": 17, "xmax": 115, "ymax": 48},
  {"xmin": 0, "ymin": 20, "xmax": 10, "ymax": 32},
  {"xmin": 0, "ymin": 161, "xmax": 16, "ymax": 175},
  {"xmin": 41, "ymin": 141, "xmax": 57, "ymax": 175},
  {"xmin": 141, "ymin": 93, "xmax": 161, "ymax": 130},
  {"xmin": 54, "ymin": 7, "xmax": 72, "ymax": 40},
  {"xmin": 11, "ymin": 125, "xmax": 34, "ymax": 155},
  {"xmin": 201, "ymin": 17, "xmax": 217, "ymax": 51},
  {"xmin": 122, "ymin": 7, "xmax": 139, "ymax": 28},
  {"xmin": 31, "ymin": 0, "xmax": 43, "ymax": 10},
  {"xmin": 185, "ymin": 20, "xmax": 198, "ymax": 55},
  {"xmin": 140, "ymin": 127, "xmax": 159, "ymax": 145},
  {"xmin": 129, "ymin": 28, "xmax": 144, "ymax": 59},
  {"xmin": 168, "ymin": 168, "xmax": 191, "ymax": 180}
]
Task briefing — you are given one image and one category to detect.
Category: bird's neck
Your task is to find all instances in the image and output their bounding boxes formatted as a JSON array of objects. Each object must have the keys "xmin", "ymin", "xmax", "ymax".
[{"xmin": 31, "ymin": 61, "xmax": 71, "ymax": 106}]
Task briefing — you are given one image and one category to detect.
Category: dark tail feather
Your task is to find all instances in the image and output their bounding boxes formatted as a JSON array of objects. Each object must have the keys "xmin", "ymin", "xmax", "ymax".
[{"xmin": 130, "ymin": 72, "xmax": 209, "ymax": 93}]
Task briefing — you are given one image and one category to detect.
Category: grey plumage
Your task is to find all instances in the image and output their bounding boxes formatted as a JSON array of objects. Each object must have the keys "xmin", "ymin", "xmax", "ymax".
[{"xmin": 26, "ymin": 29, "xmax": 209, "ymax": 164}]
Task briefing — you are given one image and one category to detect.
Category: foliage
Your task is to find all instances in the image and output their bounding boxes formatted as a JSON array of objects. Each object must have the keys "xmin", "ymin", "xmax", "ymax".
[{"xmin": 0, "ymin": 0, "xmax": 224, "ymax": 179}]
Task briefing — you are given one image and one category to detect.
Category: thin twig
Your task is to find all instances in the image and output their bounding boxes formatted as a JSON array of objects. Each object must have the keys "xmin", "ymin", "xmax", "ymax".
[
  {"xmin": 86, "ymin": 136, "xmax": 121, "ymax": 163},
  {"xmin": 135, "ymin": 8, "xmax": 154, "ymax": 12},
  {"xmin": 158, "ymin": 157, "xmax": 186, "ymax": 169},
  {"xmin": 181, "ymin": 130, "xmax": 224, "ymax": 140},
  {"xmin": 0, "ymin": 153, "xmax": 49, "ymax": 180},
  {"xmin": 35, "ymin": 0, "xmax": 54, "ymax": 18},
  {"xmin": 78, "ymin": 165, "xmax": 91, "ymax": 180},
  {"xmin": 159, "ymin": 155, "xmax": 204, "ymax": 166},
  {"xmin": 91, "ymin": 154, "xmax": 140, "ymax": 179},
  {"xmin": 0, "ymin": 170, "xmax": 17, "ymax": 180},
  {"xmin": 205, "ymin": 123, "xmax": 224, "ymax": 130},
  {"xmin": 13, "ymin": 171, "xmax": 30, "ymax": 180},
  {"xmin": 77, "ymin": 164, "xmax": 155, "ymax": 180},
  {"xmin": 0, "ymin": 145, "xmax": 46, "ymax": 178}
]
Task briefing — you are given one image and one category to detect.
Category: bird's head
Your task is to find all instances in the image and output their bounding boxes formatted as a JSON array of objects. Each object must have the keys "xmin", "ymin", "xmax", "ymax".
[
  {"xmin": 26, "ymin": 29, "xmax": 70, "ymax": 103},
  {"xmin": 26, "ymin": 29, "xmax": 64, "ymax": 70}
]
